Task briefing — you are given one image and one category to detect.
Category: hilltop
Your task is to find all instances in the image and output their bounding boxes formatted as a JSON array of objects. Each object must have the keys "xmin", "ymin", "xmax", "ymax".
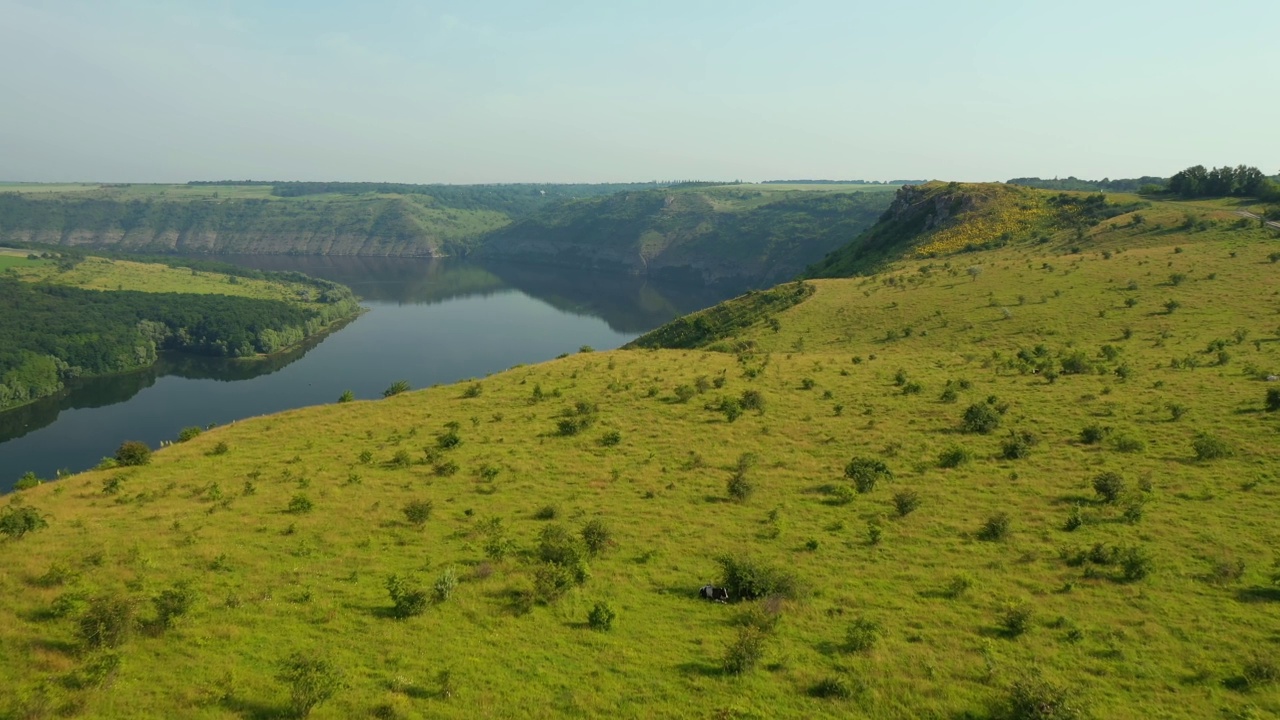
[{"xmin": 2, "ymin": 183, "xmax": 1279, "ymax": 719}]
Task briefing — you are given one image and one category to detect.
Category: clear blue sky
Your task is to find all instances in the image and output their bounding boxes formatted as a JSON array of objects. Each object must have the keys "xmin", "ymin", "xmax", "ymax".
[{"xmin": 1, "ymin": 0, "xmax": 1275, "ymax": 183}]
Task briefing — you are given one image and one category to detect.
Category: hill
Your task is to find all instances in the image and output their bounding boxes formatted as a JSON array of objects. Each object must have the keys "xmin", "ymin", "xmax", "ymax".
[
  {"xmin": 2, "ymin": 184, "xmax": 1279, "ymax": 719},
  {"xmin": 475, "ymin": 183, "xmax": 899, "ymax": 286},
  {"xmin": 0, "ymin": 251, "xmax": 359, "ymax": 412}
]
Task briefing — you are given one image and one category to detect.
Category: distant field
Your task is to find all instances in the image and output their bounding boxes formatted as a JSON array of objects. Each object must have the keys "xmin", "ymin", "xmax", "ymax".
[{"xmin": 0, "ymin": 254, "xmax": 46, "ymax": 270}]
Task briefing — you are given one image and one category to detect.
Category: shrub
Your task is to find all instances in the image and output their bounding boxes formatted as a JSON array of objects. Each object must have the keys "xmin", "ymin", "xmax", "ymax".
[
  {"xmin": 1110, "ymin": 433, "xmax": 1146, "ymax": 454},
  {"xmin": 978, "ymin": 512, "xmax": 1011, "ymax": 541},
  {"xmin": 1243, "ymin": 656, "xmax": 1280, "ymax": 688},
  {"xmin": 1002, "ymin": 672, "xmax": 1084, "ymax": 720},
  {"xmin": 1064, "ymin": 504, "xmax": 1083, "ymax": 531},
  {"xmin": 1120, "ymin": 546, "xmax": 1153, "ymax": 582},
  {"xmin": 382, "ymin": 380, "xmax": 410, "ymax": 398},
  {"xmin": 77, "ymin": 594, "xmax": 135, "ymax": 648},
  {"xmin": 153, "ymin": 581, "xmax": 196, "ymax": 630},
  {"xmin": 961, "ymin": 403, "xmax": 1001, "ymax": 434},
  {"xmin": 389, "ymin": 450, "xmax": 412, "ymax": 468},
  {"xmin": 115, "ymin": 440, "xmax": 152, "ymax": 466},
  {"xmin": 403, "ymin": 500, "xmax": 433, "ymax": 528},
  {"xmin": 598, "ymin": 430, "xmax": 622, "ymax": 446},
  {"xmin": 1267, "ymin": 388, "xmax": 1280, "ymax": 412},
  {"xmin": 538, "ymin": 525, "xmax": 589, "ymax": 583},
  {"xmin": 1191, "ymin": 432, "xmax": 1233, "ymax": 460},
  {"xmin": 277, "ymin": 653, "xmax": 345, "ymax": 718},
  {"xmin": 208, "ymin": 441, "xmax": 229, "ymax": 456},
  {"xmin": 727, "ymin": 471, "xmax": 754, "ymax": 503},
  {"xmin": 0, "ymin": 505, "xmax": 48, "ymax": 539},
  {"xmin": 337, "ymin": 390, "xmax": 354, "ymax": 403},
  {"xmin": 287, "ymin": 494, "xmax": 313, "ymax": 514},
  {"xmin": 844, "ymin": 457, "xmax": 893, "ymax": 493},
  {"xmin": 999, "ymin": 600, "xmax": 1033, "ymax": 636},
  {"xmin": 462, "ymin": 382, "xmax": 482, "ymax": 398},
  {"xmin": 432, "ymin": 567, "xmax": 459, "ymax": 603},
  {"xmin": 938, "ymin": 445, "xmax": 974, "ymax": 468},
  {"xmin": 587, "ymin": 601, "xmax": 616, "ymax": 631},
  {"xmin": 739, "ymin": 389, "xmax": 765, "ymax": 412},
  {"xmin": 1001, "ymin": 431, "xmax": 1037, "ymax": 460},
  {"xmin": 1079, "ymin": 424, "xmax": 1111, "ymax": 444},
  {"xmin": 533, "ymin": 562, "xmax": 576, "ymax": 603},
  {"xmin": 1092, "ymin": 472, "xmax": 1125, "ymax": 503},
  {"xmin": 716, "ymin": 555, "xmax": 799, "ymax": 600},
  {"xmin": 533, "ymin": 504, "xmax": 559, "ymax": 521},
  {"xmin": 673, "ymin": 384, "xmax": 696, "ymax": 403},
  {"xmin": 892, "ymin": 490, "xmax": 920, "ymax": 517},
  {"xmin": 433, "ymin": 460, "xmax": 459, "ymax": 477},
  {"xmin": 177, "ymin": 426, "xmax": 203, "ymax": 442},
  {"xmin": 13, "ymin": 471, "xmax": 40, "ymax": 491},
  {"xmin": 829, "ymin": 484, "xmax": 857, "ymax": 505},
  {"xmin": 722, "ymin": 627, "xmax": 767, "ymax": 675},
  {"xmin": 844, "ymin": 616, "xmax": 880, "ymax": 652},
  {"xmin": 385, "ymin": 575, "xmax": 428, "ymax": 618},
  {"xmin": 943, "ymin": 574, "xmax": 973, "ymax": 599},
  {"xmin": 581, "ymin": 519, "xmax": 613, "ymax": 556}
]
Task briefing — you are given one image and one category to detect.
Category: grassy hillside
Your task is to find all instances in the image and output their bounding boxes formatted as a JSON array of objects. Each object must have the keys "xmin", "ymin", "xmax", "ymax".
[
  {"xmin": 3, "ymin": 187, "xmax": 1280, "ymax": 719},
  {"xmin": 0, "ymin": 254, "xmax": 358, "ymax": 412},
  {"xmin": 476, "ymin": 184, "xmax": 900, "ymax": 286}
]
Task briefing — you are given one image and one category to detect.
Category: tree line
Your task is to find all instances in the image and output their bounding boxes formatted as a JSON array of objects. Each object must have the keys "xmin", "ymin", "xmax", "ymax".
[{"xmin": 0, "ymin": 278, "xmax": 358, "ymax": 410}]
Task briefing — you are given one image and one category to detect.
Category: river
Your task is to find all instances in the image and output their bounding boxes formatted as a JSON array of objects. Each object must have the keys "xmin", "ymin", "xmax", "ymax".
[{"xmin": 0, "ymin": 256, "xmax": 741, "ymax": 491}]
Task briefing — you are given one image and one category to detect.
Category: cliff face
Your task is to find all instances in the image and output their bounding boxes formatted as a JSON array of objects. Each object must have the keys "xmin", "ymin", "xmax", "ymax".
[
  {"xmin": 474, "ymin": 188, "xmax": 895, "ymax": 286},
  {"xmin": 0, "ymin": 194, "xmax": 510, "ymax": 256}
]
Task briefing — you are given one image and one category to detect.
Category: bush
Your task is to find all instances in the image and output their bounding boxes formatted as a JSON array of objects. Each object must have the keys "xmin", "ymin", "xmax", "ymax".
[
  {"xmin": 978, "ymin": 512, "xmax": 1011, "ymax": 541},
  {"xmin": 13, "ymin": 471, "xmax": 40, "ymax": 491},
  {"xmin": 892, "ymin": 490, "xmax": 920, "ymax": 517},
  {"xmin": 403, "ymin": 500, "xmax": 433, "ymax": 528},
  {"xmin": 208, "ymin": 441, "xmax": 229, "ymax": 456},
  {"xmin": 829, "ymin": 484, "xmax": 856, "ymax": 505},
  {"xmin": 115, "ymin": 440, "xmax": 152, "ymax": 466},
  {"xmin": 727, "ymin": 471, "xmax": 754, "ymax": 503},
  {"xmin": 288, "ymin": 494, "xmax": 314, "ymax": 514},
  {"xmin": 581, "ymin": 519, "xmax": 613, "ymax": 556},
  {"xmin": 0, "ymin": 505, "xmax": 48, "ymax": 539},
  {"xmin": 1191, "ymin": 432, "xmax": 1233, "ymax": 460},
  {"xmin": 538, "ymin": 524, "xmax": 589, "ymax": 583},
  {"xmin": 177, "ymin": 426, "xmax": 202, "ymax": 442},
  {"xmin": 1002, "ymin": 672, "xmax": 1084, "ymax": 720},
  {"xmin": 673, "ymin": 384, "xmax": 696, "ymax": 403},
  {"xmin": 432, "ymin": 567, "xmax": 459, "ymax": 603},
  {"xmin": 385, "ymin": 575, "xmax": 428, "ymax": 618},
  {"xmin": 1267, "ymin": 388, "xmax": 1280, "ymax": 412},
  {"xmin": 961, "ymin": 403, "xmax": 1002, "ymax": 434},
  {"xmin": 938, "ymin": 445, "xmax": 974, "ymax": 468},
  {"xmin": 943, "ymin": 574, "xmax": 973, "ymax": 599},
  {"xmin": 1092, "ymin": 472, "xmax": 1125, "ymax": 503},
  {"xmin": 810, "ymin": 675, "xmax": 857, "ymax": 700},
  {"xmin": 587, "ymin": 601, "xmax": 616, "ymax": 631},
  {"xmin": 153, "ymin": 581, "xmax": 196, "ymax": 630},
  {"xmin": 739, "ymin": 389, "xmax": 765, "ymax": 412},
  {"xmin": 533, "ymin": 562, "xmax": 576, "ymax": 603},
  {"xmin": 844, "ymin": 457, "xmax": 892, "ymax": 493},
  {"xmin": 598, "ymin": 430, "xmax": 622, "ymax": 446},
  {"xmin": 1079, "ymin": 424, "xmax": 1111, "ymax": 444},
  {"xmin": 77, "ymin": 594, "xmax": 135, "ymax": 648},
  {"xmin": 382, "ymin": 380, "xmax": 410, "ymax": 398},
  {"xmin": 844, "ymin": 616, "xmax": 880, "ymax": 652},
  {"xmin": 533, "ymin": 504, "xmax": 559, "ymax": 521},
  {"xmin": 999, "ymin": 600, "xmax": 1033, "ymax": 636},
  {"xmin": 1243, "ymin": 656, "xmax": 1280, "ymax": 688},
  {"xmin": 277, "ymin": 653, "xmax": 345, "ymax": 718},
  {"xmin": 1001, "ymin": 431, "xmax": 1037, "ymax": 460},
  {"xmin": 462, "ymin": 382, "xmax": 482, "ymax": 398},
  {"xmin": 1064, "ymin": 504, "xmax": 1083, "ymax": 531},
  {"xmin": 337, "ymin": 390, "xmax": 354, "ymax": 403},
  {"xmin": 1110, "ymin": 433, "xmax": 1146, "ymax": 454},
  {"xmin": 1120, "ymin": 546, "xmax": 1153, "ymax": 582},
  {"xmin": 716, "ymin": 555, "xmax": 799, "ymax": 600},
  {"xmin": 722, "ymin": 627, "xmax": 767, "ymax": 675}
]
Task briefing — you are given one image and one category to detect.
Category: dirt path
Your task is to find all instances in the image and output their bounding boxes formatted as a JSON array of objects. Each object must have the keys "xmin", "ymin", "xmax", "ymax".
[{"xmin": 1234, "ymin": 210, "xmax": 1280, "ymax": 230}]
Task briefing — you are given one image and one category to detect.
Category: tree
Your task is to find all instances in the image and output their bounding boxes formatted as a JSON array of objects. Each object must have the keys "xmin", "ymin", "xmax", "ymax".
[
  {"xmin": 115, "ymin": 440, "xmax": 151, "ymax": 466},
  {"xmin": 0, "ymin": 505, "xmax": 48, "ymax": 539},
  {"xmin": 277, "ymin": 653, "xmax": 345, "ymax": 718},
  {"xmin": 967, "ymin": 265, "xmax": 983, "ymax": 281}
]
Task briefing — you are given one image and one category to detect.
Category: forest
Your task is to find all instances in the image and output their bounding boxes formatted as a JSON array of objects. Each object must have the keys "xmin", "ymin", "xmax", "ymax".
[{"xmin": 0, "ymin": 277, "xmax": 358, "ymax": 410}]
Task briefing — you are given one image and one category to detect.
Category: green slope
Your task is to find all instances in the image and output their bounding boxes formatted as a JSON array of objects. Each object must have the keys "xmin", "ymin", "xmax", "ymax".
[{"xmin": 3, "ymin": 186, "xmax": 1280, "ymax": 719}]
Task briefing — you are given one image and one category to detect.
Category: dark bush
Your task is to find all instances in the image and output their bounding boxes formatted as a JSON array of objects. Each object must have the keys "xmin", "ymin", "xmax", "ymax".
[
  {"xmin": 1079, "ymin": 424, "xmax": 1111, "ymax": 444},
  {"xmin": 938, "ymin": 445, "xmax": 974, "ymax": 468},
  {"xmin": 1267, "ymin": 388, "xmax": 1280, "ymax": 412},
  {"xmin": 844, "ymin": 616, "xmax": 880, "ymax": 652},
  {"xmin": 727, "ymin": 470, "xmax": 754, "ymax": 503},
  {"xmin": 893, "ymin": 490, "xmax": 921, "ymax": 517},
  {"xmin": 722, "ymin": 626, "xmax": 767, "ymax": 675},
  {"xmin": 740, "ymin": 389, "xmax": 765, "ymax": 412},
  {"xmin": 844, "ymin": 457, "xmax": 893, "ymax": 493},
  {"xmin": 999, "ymin": 600, "xmax": 1033, "ymax": 636},
  {"xmin": 152, "ymin": 581, "xmax": 196, "ymax": 630},
  {"xmin": 385, "ymin": 575, "xmax": 428, "ymax": 618},
  {"xmin": 716, "ymin": 555, "xmax": 799, "ymax": 600},
  {"xmin": 962, "ymin": 403, "xmax": 1001, "ymax": 434},
  {"xmin": 77, "ymin": 594, "xmax": 135, "ymax": 648},
  {"xmin": 177, "ymin": 426, "xmax": 202, "ymax": 442},
  {"xmin": 115, "ymin": 440, "xmax": 151, "ymax": 466},
  {"xmin": 1001, "ymin": 431, "xmax": 1037, "ymax": 460},
  {"xmin": 0, "ymin": 505, "xmax": 48, "ymax": 539},
  {"xmin": 587, "ymin": 601, "xmax": 616, "ymax": 631},
  {"xmin": 1191, "ymin": 432, "xmax": 1233, "ymax": 460},
  {"xmin": 533, "ymin": 504, "xmax": 558, "ymax": 521},
  {"xmin": 288, "ymin": 494, "xmax": 314, "ymax": 514},
  {"xmin": 403, "ymin": 500, "xmax": 433, "ymax": 528},
  {"xmin": 1092, "ymin": 472, "xmax": 1125, "ymax": 503},
  {"xmin": 810, "ymin": 676, "xmax": 857, "ymax": 700},
  {"xmin": 1002, "ymin": 672, "xmax": 1084, "ymax": 720},
  {"xmin": 436, "ymin": 429, "xmax": 462, "ymax": 450},
  {"xmin": 581, "ymin": 519, "xmax": 613, "ymax": 556},
  {"xmin": 382, "ymin": 380, "xmax": 410, "ymax": 398},
  {"xmin": 599, "ymin": 430, "xmax": 622, "ymax": 446},
  {"xmin": 978, "ymin": 512, "xmax": 1011, "ymax": 541},
  {"xmin": 1120, "ymin": 546, "xmax": 1153, "ymax": 581}
]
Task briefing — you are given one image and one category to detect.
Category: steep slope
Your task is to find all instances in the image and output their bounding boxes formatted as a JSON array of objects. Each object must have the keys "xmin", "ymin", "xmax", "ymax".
[
  {"xmin": 2, "ymin": 193, "xmax": 1279, "ymax": 719},
  {"xmin": 476, "ymin": 184, "xmax": 897, "ymax": 286}
]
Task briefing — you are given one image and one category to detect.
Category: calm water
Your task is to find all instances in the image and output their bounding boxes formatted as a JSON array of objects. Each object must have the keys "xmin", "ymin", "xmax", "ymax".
[{"xmin": 0, "ymin": 257, "xmax": 739, "ymax": 490}]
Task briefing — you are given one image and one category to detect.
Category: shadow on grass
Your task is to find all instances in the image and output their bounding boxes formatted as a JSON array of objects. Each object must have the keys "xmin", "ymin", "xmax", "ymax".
[
  {"xmin": 1236, "ymin": 586, "xmax": 1280, "ymax": 603},
  {"xmin": 675, "ymin": 660, "xmax": 725, "ymax": 678},
  {"xmin": 219, "ymin": 694, "xmax": 289, "ymax": 720}
]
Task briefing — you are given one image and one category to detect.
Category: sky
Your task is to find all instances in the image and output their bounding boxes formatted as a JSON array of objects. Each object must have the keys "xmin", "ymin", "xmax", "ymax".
[{"xmin": 0, "ymin": 0, "xmax": 1276, "ymax": 184}]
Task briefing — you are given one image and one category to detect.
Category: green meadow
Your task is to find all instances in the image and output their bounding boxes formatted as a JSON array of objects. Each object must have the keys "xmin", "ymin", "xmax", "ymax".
[{"xmin": 2, "ymin": 184, "xmax": 1280, "ymax": 719}]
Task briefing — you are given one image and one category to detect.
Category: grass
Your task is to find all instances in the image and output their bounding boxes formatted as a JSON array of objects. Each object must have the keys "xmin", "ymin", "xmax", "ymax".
[{"xmin": 2, "ymin": 184, "xmax": 1279, "ymax": 718}]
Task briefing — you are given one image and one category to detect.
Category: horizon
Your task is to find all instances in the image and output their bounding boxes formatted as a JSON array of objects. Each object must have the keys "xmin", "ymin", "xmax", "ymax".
[{"xmin": 1, "ymin": 0, "xmax": 1276, "ymax": 184}]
